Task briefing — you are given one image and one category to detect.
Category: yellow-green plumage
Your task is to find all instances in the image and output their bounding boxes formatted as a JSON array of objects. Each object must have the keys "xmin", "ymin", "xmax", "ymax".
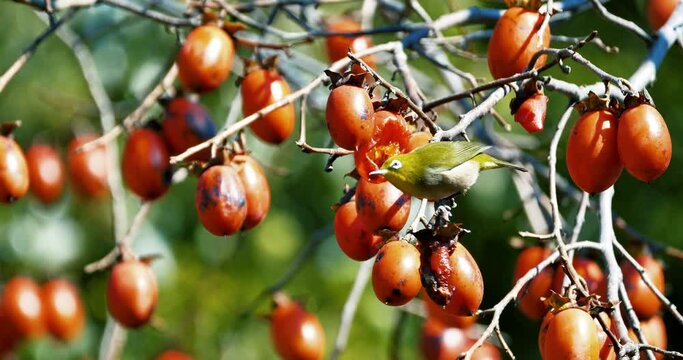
[{"xmin": 374, "ymin": 141, "xmax": 526, "ymax": 201}]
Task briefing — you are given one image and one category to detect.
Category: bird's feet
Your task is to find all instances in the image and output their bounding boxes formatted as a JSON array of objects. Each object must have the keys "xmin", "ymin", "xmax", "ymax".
[{"xmin": 431, "ymin": 195, "xmax": 459, "ymax": 228}]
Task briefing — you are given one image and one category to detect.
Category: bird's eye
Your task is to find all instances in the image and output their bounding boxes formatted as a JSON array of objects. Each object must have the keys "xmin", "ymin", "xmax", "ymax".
[{"xmin": 390, "ymin": 160, "xmax": 402, "ymax": 170}]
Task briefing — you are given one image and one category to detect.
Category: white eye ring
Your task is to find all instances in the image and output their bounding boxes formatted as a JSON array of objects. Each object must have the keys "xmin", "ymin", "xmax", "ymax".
[{"xmin": 390, "ymin": 160, "xmax": 402, "ymax": 170}]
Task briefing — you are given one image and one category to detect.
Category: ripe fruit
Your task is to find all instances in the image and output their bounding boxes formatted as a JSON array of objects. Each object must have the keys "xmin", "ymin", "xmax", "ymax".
[
  {"xmin": 26, "ymin": 144, "xmax": 64, "ymax": 204},
  {"xmin": 621, "ymin": 254, "xmax": 665, "ymax": 319},
  {"xmin": 617, "ymin": 104, "xmax": 672, "ymax": 182},
  {"xmin": 355, "ymin": 178, "xmax": 411, "ymax": 233},
  {"xmin": 325, "ymin": 84, "xmax": 375, "ymax": 150},
  {"xmin": 195, "ymin": 165, "xmax": 247, "ymax": 236},
  {"xmin": 0, "ymin": 135, "xmax": 29, "ymax": 203},
  {"xmin": 107, "ymin": 260, "xmax": 158, "ymax": 328},
  {"xmin": 241, "ymin": 68, "xmax": 295, "ymax": 144},
  {"xmin": 420, "ymin": 319, "xmax": 501, "ymax": 360},
  {"xmin": 270, "ymin": 293, "xmax": 325, "ymax": 360},
  {"xmin": 0, "ymin": 301, "xmax": 19, "ymax": 354},
  {"xmin": 234, "ymin": 156, "xmax": 270, "ymax": 230},
  {"xmin": 443, "ymin": 243, "xmax": 484, "ymax": 316},
  {"xmin": 514, "ymin": 93, "xmax": 548, "ymax": 133},
  {"xmin": 156, "ymin": 350, "xmax": 193, "ymax": 360},
  {"xmin": 513, "ymin": 246, "xmax": 554, "ymax": 320},
  {"xmin": 629, "ymin": 315, "xmax": 667, "ymax": 359},
  {"xmin": 552, "ymin": 257, "xmax": 607, "ymax": 299},
  {"xmin": 407, "ymin": 131, "xmax": 432, "ymax": 152},
  {"xmin": 325, "ymin": 18, "xmax": 375, "ymax": 72},
  {"xmin": 647, "ymin": 0, "xmax": 679, "ymax": 30},
  {"xmin": 566, "ymin": 110, "xmax": 623, "ymax": 193},
  {"xmin": 176, "ymin": 25, "xmax": 234, "ymax": 93},
  {"xmin": 2, "ymin": 277, "xmax": 45, "ymax": 338},
  {"xmin": 122, "ymin": 128, "xmax": 172, "ymax": 200},
  {"xmin": 422, "ymin": 290, "xmax": 477, "ymax": 329},
  {"xmin": 372, "ymin": 241, "xmax": 421, "ymax": 306},
  {"xmin": 41, "ymin": 279, "xmax": 85, "ymax": 341},
  {"xmin": 488, "ymin": 7, "xmax": 550, "ymax": 79},
  {"xmin": 68, "ymin": 134, "xmax": 109, "ymax": 198},
  {"xmin": 538, "ymin": 308, "xmax": 599, "ymax": 360},
  {"xmin": 162, "ymin": 97, "xmax": 217, "ymax": 161},
  {"xmin": 333, "ymin": 201, "xmax": 383, "ymax": 261},
  {"xmin": 354, "ymin": 110, "xmax": 411, "ymax": 181}
]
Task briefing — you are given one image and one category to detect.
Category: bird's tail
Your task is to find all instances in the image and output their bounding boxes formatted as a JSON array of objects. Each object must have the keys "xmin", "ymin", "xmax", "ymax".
[{"xmin": 474, "ymin": 153, "xmax": 528, "ymax": 172}]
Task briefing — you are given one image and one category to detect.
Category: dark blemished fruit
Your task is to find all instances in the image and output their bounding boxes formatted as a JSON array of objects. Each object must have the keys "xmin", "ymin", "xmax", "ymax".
[
  {"xmin": 566, "ymin": 110, "xmax": 622, "ymax": 193},
  {"xmin": 437, "ymin": 243, "xmax": 484, "ymax": 316},
  {"xmin": 372, "ymin": 241, "xmax": 421, "ymax": 306},
  {"xmin": 333, "ymin": 201, "xmax": 383, "ymax": 261},
  {"xmin": 26, "ymin": 144, "xmax": 64, "ymax": 204},
  {"xmin": 325, "ymin": 85, "xmax": 375, "ymax": 150},
  {"xmin": 162, "ymin": 97, "xmax": 217, "ymax": 162},
  {"xmin": 241, "ymin": 69, "xmax": 295, "ymax": 144},
  {"xmin": 122, "ymin": 128, "xmax": 172, "ymax": 200},
  {"xmin": 355, "ymin": 178, "xmax": 411, "ymax": 233},
  {"xmin": 195, "ymin": 165, "xmax": 247, "ymax": 236},
  {"xmin": 0, "ymin": 135, "xmax": 29, "ymax": 203},
  {"xmin": 107, "ymin": 260, "xmax": 158, "ymax": 328},
  {"xmin": 488, "ymin": 7, "xmax": 550, "ymax": 80},
  {"xmin": 176, "ymin": 26, "xmax": 234, "ymax": 93}
]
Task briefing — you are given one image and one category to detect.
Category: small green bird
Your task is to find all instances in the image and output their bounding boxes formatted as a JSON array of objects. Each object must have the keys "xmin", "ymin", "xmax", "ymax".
[{"xmin": 368, "ymin": 141, "xmax": 527, "ymax": 201}]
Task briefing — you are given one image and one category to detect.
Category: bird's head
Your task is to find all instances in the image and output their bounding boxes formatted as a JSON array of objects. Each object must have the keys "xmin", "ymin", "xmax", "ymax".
[{"xmin": 368, "ymin": 154, "xmax": 408, "ymax": 183}]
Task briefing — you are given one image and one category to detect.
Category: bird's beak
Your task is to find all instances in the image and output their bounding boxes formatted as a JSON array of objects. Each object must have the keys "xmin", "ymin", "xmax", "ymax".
[{"xmin": 368, "ymin": 169, "xmax": 388, "ymax": 179}]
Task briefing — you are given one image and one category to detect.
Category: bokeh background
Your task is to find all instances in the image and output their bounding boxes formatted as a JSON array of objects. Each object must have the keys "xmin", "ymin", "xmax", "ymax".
[{"xmin": 0, "ymin": 0, "xmax": 681, "ymax": 359}]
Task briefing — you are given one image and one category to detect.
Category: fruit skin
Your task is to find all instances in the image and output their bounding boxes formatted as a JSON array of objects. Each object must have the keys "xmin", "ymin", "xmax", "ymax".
[
  {"xmin": 156, "ymin": 350, "xmax": 193, "ymax": 360},
  {"xmin": 488, "ymin": 7, "xmax": 550, "ymax": 80},
  {"xmin": 513, "ymin": 246, "xmax": 554, "ymax": 320},
  {"xmin": 68, "ymin": 134, "xmax": 109, "ymax": 198},
  {"xmin": 122, "ymin": 129, "xmax": 172, "ymax": 201},
  {"xmin": 629, "ymin": 315, "xmax": 667, "ymax": 360},
  {"xmin": 2, "ymin": 277, "xmax": 46, "ymax": 338},
  {"xmin": 325, "ymin": 18, "xmax": 375, "ymax": 72},
  {"xmin": 407, "ymin": 131, "xmax": 432, "ymax": 152},
  {"xmin": 176, "ymin": 25, "xmax": 234, "ymax": 93},
  {"xmin": 372, "ymin": 241, "xmax": 421, "ymax": 306},
  {"xmin": 420, "ymin": 319, "xmax": 501, "ymax": 360},
  {"xmin": 438, "ymin": 243, "xmax": 484, "ymax": 316},
  {"xmin": 235, "ymin": 156, "xmax": 270, "ymax": 230},
  {"xmin": 422, "ymin": 290, "xmax": 477, "ymax": 329},
  {"xmin": 552, "ymin": 257, "xmax": 607, "ymax": 299},
  {"xmin": 355, "ymin": 178, "xmax": 411, "ymax": 233},
  {"xmin": 514, "ymin": 94, "xmax": 548, "ymax": 133},
  {"xmin": 333, "ymin": 201, "xmax": 383, "ymax": 261},
  {"xmin": 270, "ymin": 293, "xmax": 325, "ymax": 360},
  {"xmin": 0, "ymin": 300, "xmax": 20, "ymax": 355},
  {"xmin": 41, "ymin": 279, "xmax": 85, "ymax": 341},
  {"xmin": 0, "ymin": 135, "xmax": 29, "ymax": 203},
  {"xmin": 539, "ymin": 308, "xmax": 599, "ymax": 360},
  {"xmin": 617, "ymin": 104, "xmax": 672, "ymax": 182},
  {"xmin": 647, "ymin": 0, "xmax": 679, "ymax": 30},
  {"xmin": 566, "ymin": 110, "xmax": 623, "ymax": 193},
  {"xmin": 195, "ymin": 165, "xmax": 247, "ymax": 236},
  {"xmin": 241, "ymin": 69, "xmax": 295, "ymax": 144},
  {"xmin": 162, "ymin": 97, "xmax": 217, "ymax": 161},
  {"xmin": 621, "ymin": 254, "xmax": 665, "ymax": 319},
  {"xmin": 107, "ymin": 260, "xmax": 158, "ymax": 328},
  {"xmin": 26, "ymin": 144, "xmax": 64, "ymax": 204},
  {"xmin": 325, "ymin": 85, "xmax": 375, "ymax": 150}
]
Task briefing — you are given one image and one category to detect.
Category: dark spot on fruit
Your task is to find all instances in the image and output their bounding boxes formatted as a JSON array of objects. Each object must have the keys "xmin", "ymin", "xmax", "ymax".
[
  {"xmin": 376, "ymin": 251, "xmax": 385, "ymax": 262},
  {"xmin": 392, "ymin": 288, "xmax": 402, "ymax": 297}
]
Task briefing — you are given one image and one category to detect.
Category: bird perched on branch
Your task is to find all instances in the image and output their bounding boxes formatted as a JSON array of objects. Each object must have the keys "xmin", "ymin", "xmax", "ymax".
[{"xmin": 369, "ymin": 141, "xmax": 527, "ymax": 201}]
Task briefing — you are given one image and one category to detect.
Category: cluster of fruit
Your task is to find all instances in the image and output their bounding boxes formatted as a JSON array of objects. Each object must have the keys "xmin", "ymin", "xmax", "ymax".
[
  {"xmin": 512, "ymin": 245, "xmax": 668, "ymax": 359},
  {"xmin": 0, "ymin": 277, "xmax": 84, "ymax": 354}
]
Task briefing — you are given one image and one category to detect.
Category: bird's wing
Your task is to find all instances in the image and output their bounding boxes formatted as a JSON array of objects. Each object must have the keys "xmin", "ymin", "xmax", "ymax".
[{"xmin": 414, "ymin": 141, "xmax": 490, "ymax": 171}]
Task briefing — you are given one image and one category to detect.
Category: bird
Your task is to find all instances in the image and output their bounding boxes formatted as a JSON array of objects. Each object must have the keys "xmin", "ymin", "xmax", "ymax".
[{"xmin": 368, "ymin": 141, "xmax": 527, "ymax": 201}]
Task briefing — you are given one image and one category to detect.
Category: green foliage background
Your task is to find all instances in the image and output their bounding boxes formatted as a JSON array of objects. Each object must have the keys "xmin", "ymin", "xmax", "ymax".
[{"xmin": 0, "ymin": 0, "xmax": 681, "ymax": 359}]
